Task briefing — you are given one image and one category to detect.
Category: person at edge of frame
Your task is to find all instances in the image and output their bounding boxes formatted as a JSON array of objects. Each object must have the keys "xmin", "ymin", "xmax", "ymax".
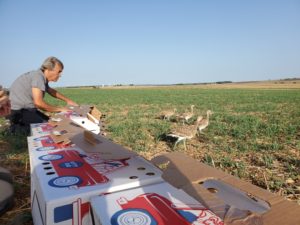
[
  {"xmin": 8, "ymin": 56, "xmax": 78, "ymax": 134},
  {"xmin": 0, "ymin": 86, "xmax": 11, "ymax": 117}
]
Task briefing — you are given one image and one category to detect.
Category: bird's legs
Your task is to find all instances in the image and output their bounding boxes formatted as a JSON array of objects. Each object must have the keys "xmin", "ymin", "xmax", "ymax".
[
  {"xmin": 173, "ymin": 137, "xmax": 187, "ymax": 150},
  {"xmin": 183, "ymin": 139, "xmax": 187, "ymax": 150}
]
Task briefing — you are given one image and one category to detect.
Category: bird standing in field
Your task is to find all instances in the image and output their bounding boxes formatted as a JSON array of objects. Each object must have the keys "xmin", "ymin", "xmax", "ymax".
[
  {"xmin": 167, "ymin": 116, "xmax": 203, "ymax": 150},
  {"xmin": 159, "ymin": 108, "xmax": 177, "ymax": 121},
  {"xmin": 198, "ymin": 110, "xmax": 213, "ymax": 133},
  {"xmin": 178, "ymin": 105, "xmax": 195, "ymax": 124}
]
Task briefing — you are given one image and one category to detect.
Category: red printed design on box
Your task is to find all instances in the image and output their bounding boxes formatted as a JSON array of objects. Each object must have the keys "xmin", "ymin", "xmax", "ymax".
[
  {"xmin": 111, "ymin": 193, "xmax": 224, "ymax": 225},
  {"xmin": 31, "ymin": 123, "xmax": 54, "ymax": 132},
  {"xmin": 38, "ymin": 150, "xmax": 130, "ymax": 189},
  {"xmin": 83, "ymin": 153, "xmax": 129, "ymax": 174},
  {"xmin": 33, "ymin": 135, "xmax": 70, "ymax": 150},
  {"xmin": 39, "ymin": 150, "xmax": 109, "ymax": 188},
  {"xmin": 57, "ymin": 110, "xmax": 77, "ymax": 118}
]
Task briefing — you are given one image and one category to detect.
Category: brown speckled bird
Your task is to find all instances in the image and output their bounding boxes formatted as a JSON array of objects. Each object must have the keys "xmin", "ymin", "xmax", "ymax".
[
  {"xmin": 198, "ymin": 110, "xmax": 213, "ymax": 133},
  {"xmin": 159, "ymin": 108, "xmax": 177, "ymax": 121},
  {"xmin": 178, "ymin": 105, "xmax": 195, "ymax": 124},
  {"xmin": 167, "ymin": 116, "xmax": 203, "ymax": 150}
]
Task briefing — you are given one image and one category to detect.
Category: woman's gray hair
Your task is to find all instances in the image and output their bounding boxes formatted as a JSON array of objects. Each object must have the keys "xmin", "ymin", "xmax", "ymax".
[{"xmin": 40, "ymin": 56, "xmax": 64, "ymax": 72}]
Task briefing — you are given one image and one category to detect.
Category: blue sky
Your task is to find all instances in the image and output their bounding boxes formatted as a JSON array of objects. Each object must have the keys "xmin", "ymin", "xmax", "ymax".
[{"xmin": 1, "ymin": 0, "xmax": 300, "ymax": 87}]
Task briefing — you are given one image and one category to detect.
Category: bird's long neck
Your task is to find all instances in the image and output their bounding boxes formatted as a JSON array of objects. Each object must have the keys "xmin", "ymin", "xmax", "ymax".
[
  {"xmin": 207, "ymin": 112, "xmax": 210, "ymax": 120},
  {"xmin": 193, "ymin": 122, "xmax": 200, "ymax": 134}
]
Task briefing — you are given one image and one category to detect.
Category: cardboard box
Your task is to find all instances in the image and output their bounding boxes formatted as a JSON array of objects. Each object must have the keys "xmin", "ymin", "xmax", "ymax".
[
  {"xmin": 68, "ymin": 105, "xmax": 92, "ymax": 117},
  {"xmin": 151, "ymin": 152, "xmax": 300, "ymax": 225},
  {"xmin": 50, "ymin": 105, "xmax": 101, "ymax": 133},
  {"xmin": 30, "ymin": 147, "xmax": 164, "ymax": 225},
  {"xmin": 90, "ymin": 182, "xmax": 223, "ymax": 225},
  {"xmin": 28, "ymin": 134, "xmax": 77, "ymax": 217},
  {"xmin": 28, "ymin": 135, "xmax": 71, "ymax": 156},
  {"xmin": 69, "ymin": 115, "xmax": 100, "ymax": 134},
  {"xmin": 69, "ymin": 105, "xmax": 103, "ymax": 124},
  {"xmin": 69, "ymin": 131, "xmax": 138, "ymax": 160},
  {"xmin": 30, "ymin": 123, "xmax": 54, "ymax": 136},
  {"xmin": 50, "ymin": 118, "xmax": 84, "ymax": 145}
]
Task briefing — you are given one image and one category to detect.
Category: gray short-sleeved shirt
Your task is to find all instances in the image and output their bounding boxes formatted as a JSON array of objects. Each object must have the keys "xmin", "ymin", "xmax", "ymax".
[{"xmin": 9, "ymin": 70, "xmax": 49, "ymax": 110}]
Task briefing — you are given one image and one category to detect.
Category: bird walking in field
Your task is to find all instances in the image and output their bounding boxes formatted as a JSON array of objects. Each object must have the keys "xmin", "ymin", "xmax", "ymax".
[
  {"xmin": 178, "ymin": 105, "xmax": 195, "ymax": 124},
  {"xmin": 198, "ymin": 110, "xmax": 213, "ymax": 133},
  {"xmin": 167, "ymin": 116, "xmax": 203, "ymax": 150},
  {"xmin": 159, "ymin": 108, "xmax": 177, "ymax": 121}
]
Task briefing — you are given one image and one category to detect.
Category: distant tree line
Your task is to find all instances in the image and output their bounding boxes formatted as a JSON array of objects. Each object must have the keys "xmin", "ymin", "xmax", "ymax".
[{"xmin": 216, "ymin": 81, "xmax": 233, "ymax": 84}]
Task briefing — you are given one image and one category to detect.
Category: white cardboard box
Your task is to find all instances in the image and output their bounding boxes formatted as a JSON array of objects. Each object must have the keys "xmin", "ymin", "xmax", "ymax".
[
  {"xmin": 91, "ymin": 182, "xmax": 224, "ymax": 225},
  {"xmin": 27, "ymin": 135, "xmax": 73, "ymax": 166},
  {"xmin": 70, "ymin": 115, "xmax": 100, "ymax": 134},
  {"xmin": 30, "ymin": 148, "xmax": 164, "ymax": 225},
  {"xmin": 30, "ymin": 123, "xmax": 53, "ymax": 136}
]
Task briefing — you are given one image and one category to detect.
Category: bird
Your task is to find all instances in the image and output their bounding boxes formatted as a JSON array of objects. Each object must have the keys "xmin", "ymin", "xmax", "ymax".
[
  {"xmin": 159, "ymin": 108, "xmax": 177, "ymax": 121},
  {"xmin": 178, "ymin": 105, "xmax": 195, "ymax": 124},
  {"xmin": 198, "ymin": 110, "xmax": 213, "ymax": 133},
  {"xmin": 167, "ymin": 116, "xmax": 203, "ymax": 150}
]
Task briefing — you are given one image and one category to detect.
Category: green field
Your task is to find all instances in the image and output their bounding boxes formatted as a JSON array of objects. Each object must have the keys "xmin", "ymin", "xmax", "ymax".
[
  {"xmin": 51, "ymin": 87, "xmax": 300, "ymax": 194},
  {"xmin": 0, "ymin": 85, "xmax": 299, "ymax": 224},
  {"xmin": 52, "ymin": 87, "xmax": 300, "ymax": 153}
]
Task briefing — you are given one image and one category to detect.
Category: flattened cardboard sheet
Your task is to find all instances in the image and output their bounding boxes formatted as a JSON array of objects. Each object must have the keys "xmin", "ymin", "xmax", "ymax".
[{"xmin": 151, "ymin": 152, "xmax": 300, "ymax": 225}]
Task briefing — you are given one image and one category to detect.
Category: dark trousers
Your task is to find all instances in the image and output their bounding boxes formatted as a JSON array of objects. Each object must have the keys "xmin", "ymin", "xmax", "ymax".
[{"xmin": 9, "ymin": 108, "xmax": 49, "ymax": 134}]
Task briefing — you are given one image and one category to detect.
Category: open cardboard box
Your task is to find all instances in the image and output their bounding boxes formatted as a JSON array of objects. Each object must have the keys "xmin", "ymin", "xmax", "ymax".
[
  {"xmin": 43, "ymin": 113, "xmax": 134, "ymax": 160},
  {"xmin": 52, "ymin": 105, "xmax": 101, "ymax": 134},
  {"xmin": 50, "ymin": 117, "xmax": 84, "ymax": 145},
  {"xmin": 70, "ymin": 131, "xmax": 138, "ymax": 160},
  {"xmin": 70, "ymin": 115, "xmax": 100, "ymax": 134},
  {"xmin": 151, "ymin": 152, "xmax": 300, "ymax": 225},
  {"xmin": 87, "ymin": 106, "xmax": 102, "ymax": 124},
  {"xmin": 68, "ymin": 105, "xmax": 92, "ymax": 117},
  {"xmin": 67, "ymin": 105, "xmax": 102, "ymax": 124}
]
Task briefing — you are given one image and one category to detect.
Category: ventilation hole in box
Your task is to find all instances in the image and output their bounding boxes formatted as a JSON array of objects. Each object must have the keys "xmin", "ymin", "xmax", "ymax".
[
  {"xmin": 46, "ymin": 172, "xmax": 55, "ymax": 175},
  {"xmin": 82, "ymin": 121, "xmax": 85, "ymax": 124},
  {"xmin": 207, "ymin": 188, "xmax": 218, "ymax": 194},
  {"xmin": 44, "ymin": 167, "xmax": 52, "ymax": 170},
  {"xmin": 129, "ymin": 176, "xmax": 138, "ymax": 179},
  {"xmin": 146, "ymin": 172, "xmax": 155, "ymax": 176},
  {"xmin": 42, "ymin": 162, "xmax": 50, "ymax": 165},
  {"xmin": 137, "ymin": 167, "xmax": 146, "ymax": 170}
]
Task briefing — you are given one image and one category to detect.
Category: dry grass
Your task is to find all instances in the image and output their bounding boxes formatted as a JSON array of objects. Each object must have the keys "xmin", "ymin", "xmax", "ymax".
[{"xmin": 0, "ymin": 130, "xmax": 32, "ymax": 225}]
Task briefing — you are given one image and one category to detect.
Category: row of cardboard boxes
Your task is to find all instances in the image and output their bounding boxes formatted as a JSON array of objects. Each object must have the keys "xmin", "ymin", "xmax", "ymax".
[
  {"xmin": 29, "ymin": 108, "xmax": 224, "ymax": 225},
  {"xmin": 28, "ymin": 107, "xmax": 300, "ymax": 225}
]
